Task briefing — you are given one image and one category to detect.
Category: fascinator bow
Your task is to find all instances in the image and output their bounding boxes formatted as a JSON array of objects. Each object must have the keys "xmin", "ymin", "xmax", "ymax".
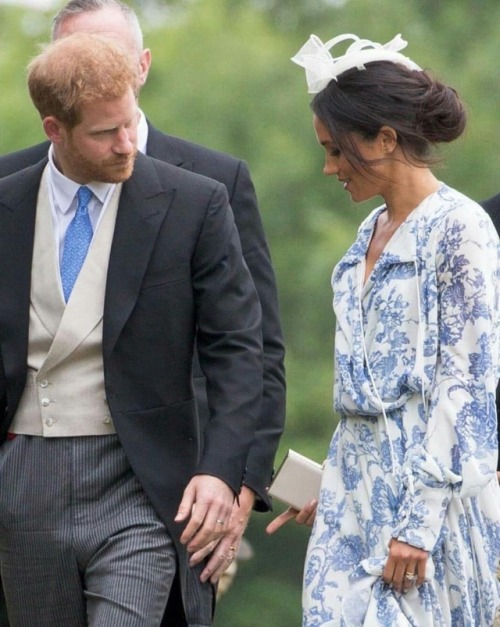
[{"xmin": 291, "ymin": 33, "xmax": 422, "ymax": 93}]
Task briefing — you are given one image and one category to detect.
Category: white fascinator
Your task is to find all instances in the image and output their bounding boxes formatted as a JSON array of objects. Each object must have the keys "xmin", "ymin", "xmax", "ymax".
[{"xmin": 291, "ymin": 33, "xmax": 422, "ymax": 94}]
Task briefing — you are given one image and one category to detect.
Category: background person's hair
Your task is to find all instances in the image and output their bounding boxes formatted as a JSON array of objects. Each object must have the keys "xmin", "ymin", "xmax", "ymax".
[
  {"xmin": 28, "ymin": 32, "xmax": 139, "ymax": 128},
  {"xmin": 311, "ymin": 61, "xmax": 467, "ymax": 169},
  {"xmin": 51, "ymin": 0, "xmax": 143, "ymax": 50}
]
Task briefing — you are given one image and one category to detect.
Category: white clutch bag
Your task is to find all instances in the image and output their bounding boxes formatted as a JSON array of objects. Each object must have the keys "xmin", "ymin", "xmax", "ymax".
[{"xmin": 268, "ymin": 449, "xmax": 323, "ymax": 510}]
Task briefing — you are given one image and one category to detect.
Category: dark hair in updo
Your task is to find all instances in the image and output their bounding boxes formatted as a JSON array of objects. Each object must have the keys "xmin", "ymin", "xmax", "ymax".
[{"xmin": 311, "ymin": 61, "xmax": 466, "ymax": 167}]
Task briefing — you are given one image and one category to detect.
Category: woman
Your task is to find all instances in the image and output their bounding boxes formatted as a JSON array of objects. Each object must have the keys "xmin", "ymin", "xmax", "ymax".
[{"xmin": 270, "ymin": 33, "xmax": 500, "ymax": 625}]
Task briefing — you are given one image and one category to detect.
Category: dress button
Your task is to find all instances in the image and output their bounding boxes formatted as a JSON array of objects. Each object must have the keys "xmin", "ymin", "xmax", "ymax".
[
  {"xmin": 45, "ymin": 418, "xmax": 54, "ymax": 427},
  {"xmin": 40, "ymin": 380, "xmax": 49, "ymax": 388},
  {"xmin": 103, "ymin": 417, "xmax": 111, "ymax": 425},
  {"xmin": 41, "ymin": 398, "xmax": 50, "ymax": 407}
]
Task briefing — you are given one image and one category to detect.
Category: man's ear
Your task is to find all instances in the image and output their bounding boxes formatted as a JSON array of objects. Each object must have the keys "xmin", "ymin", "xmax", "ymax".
[
  {"xmin": 42, "ymin": 116, "xmax": 66, "ymax": 143},
  {"xmin": 378, "ymin": 126, "xmax": 398, "ymax": 154},
  {"xmin": 138, "ymin": 48, "xmax": 152, "ymax": 86}
]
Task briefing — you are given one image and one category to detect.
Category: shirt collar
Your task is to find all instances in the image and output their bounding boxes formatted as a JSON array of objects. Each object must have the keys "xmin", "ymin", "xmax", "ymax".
[{"xmin": 137, "ymin": 108, "xmax": 148, "ymax": 154}]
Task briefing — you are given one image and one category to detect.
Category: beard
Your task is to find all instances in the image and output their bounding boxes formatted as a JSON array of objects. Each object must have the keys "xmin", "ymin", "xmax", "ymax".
[{"xmin": 56, "ymin": 143, "xmax": 138, "ymax": 184}]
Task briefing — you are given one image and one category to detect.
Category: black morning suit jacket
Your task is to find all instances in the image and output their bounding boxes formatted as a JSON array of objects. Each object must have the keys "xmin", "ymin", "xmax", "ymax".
[
  {"xmin": 480, "ymin": 193, "xmax": 500, "ymax": 471},
  {"xmin": 0, "ymin": 152, "xmax": 263, "ymax": 626},
  {"xmin": 0, "ymin": 122, "xmax": 286, "ymax": 510},
  {"xmin": 0, "ymin": 125, "xmax": 285, "ymax": 625}
]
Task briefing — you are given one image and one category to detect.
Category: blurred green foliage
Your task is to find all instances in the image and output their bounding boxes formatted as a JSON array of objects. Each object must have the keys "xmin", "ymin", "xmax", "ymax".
[{"xmin": 0, "ymin": 0, "xmax": 499, "ymax": 624}]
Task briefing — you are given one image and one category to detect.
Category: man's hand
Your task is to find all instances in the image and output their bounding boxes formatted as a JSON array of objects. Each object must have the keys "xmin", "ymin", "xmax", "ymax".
[
  {"xmin": 265, "ymin": 499, "xmax": 317, "ymax": 535},
  {"xmin": 189, "ymin": 485, "xmax": 256, "ymax": 584},
  {"xmin": 175, "ymin": 475, "xmax": 234, "ymax": 554}
]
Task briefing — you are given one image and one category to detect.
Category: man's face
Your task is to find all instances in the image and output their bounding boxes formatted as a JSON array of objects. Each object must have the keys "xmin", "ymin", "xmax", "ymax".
[{"xmin": 51, "ymin": 86, "xmax": 139, "ymax": 184}]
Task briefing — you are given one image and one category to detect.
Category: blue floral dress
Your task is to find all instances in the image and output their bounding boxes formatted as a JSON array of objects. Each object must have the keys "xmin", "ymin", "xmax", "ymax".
[{"xmin": 303, "ymin": 185, "xmax": 500, "ymax": 626}]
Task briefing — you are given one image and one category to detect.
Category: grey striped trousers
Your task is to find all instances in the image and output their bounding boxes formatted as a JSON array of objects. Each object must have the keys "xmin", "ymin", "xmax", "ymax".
[{"xmin": 0, "ymin": 434, "xmax": 176, "ymax": 626}]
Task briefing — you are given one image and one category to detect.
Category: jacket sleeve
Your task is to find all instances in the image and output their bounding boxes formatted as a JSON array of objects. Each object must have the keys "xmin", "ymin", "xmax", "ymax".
[
  {"xmin": 227, "ymin": 159, "xmax": 286, "ymax": 511},
  {"xmin": 193, "ymin": 182, "xmax": 264, "ymax": 496}
]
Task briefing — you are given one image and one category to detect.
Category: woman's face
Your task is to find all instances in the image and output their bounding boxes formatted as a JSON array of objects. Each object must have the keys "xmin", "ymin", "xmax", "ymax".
[{"xmin": 313, "ymin": 114, "xmax": 389, "ymax": 203}]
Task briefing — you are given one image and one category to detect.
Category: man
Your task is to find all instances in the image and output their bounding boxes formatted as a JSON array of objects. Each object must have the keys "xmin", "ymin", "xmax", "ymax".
[
  {"xmin": 0, "ymin": 0, "xmax": 286, "ymax": 586},
  {"xmin": 0, "ymin": 32, "xmax": 263, "ymax": 626}
]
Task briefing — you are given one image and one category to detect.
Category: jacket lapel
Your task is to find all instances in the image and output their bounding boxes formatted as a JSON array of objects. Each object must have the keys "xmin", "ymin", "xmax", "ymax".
[
  {"xmin": 146, "ymin": 121, "xmax": 194, "ymax": 171},
  {"xmin": 103, "ymin": 152, "xmax": 176, "ymax": 356},
  {"xmin": 0, "ymin": 161, "xmax": 46, "ymax": 380}
]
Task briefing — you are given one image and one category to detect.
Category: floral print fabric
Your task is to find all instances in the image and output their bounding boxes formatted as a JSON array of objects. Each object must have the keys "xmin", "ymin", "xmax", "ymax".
[{"xmin": 303, "ymin": 185, "xmax": 500, "ymax": 626}]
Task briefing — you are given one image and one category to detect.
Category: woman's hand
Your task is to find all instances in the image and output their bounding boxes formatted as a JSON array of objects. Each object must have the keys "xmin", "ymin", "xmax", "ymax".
[
  {"xmin": 265, "ymin": 499, "xmax": 317, "ymax": 535},
  {"xmin": 383, "ymin": 538, "xmax": 428, "ymax": 592}
]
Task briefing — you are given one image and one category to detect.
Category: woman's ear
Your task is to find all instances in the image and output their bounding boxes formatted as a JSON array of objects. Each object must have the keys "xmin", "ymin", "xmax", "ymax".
[{"xmin": 378, "ymin": 126, "xmax": 398, "ymax": 154}]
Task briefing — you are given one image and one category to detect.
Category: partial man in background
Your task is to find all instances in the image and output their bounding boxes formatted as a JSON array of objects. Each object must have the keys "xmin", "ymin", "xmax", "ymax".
[
  {"xmin": 0, "ymin": 31, "xmax": 264, "ymax": 626},
  {"xmin": 0, "ymin": 0, "xmax": 286, "ymax": 604}
]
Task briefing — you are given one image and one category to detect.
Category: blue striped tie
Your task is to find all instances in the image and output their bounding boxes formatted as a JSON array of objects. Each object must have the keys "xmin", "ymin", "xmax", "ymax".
[{"xmin": 60, "ymin": 186, "xmax": 94, "ymax": 302}]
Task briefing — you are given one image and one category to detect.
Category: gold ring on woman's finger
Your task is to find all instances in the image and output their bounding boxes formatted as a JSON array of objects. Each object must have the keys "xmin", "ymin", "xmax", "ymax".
[{"xmin": 405, "ymin": 572, "xmax": 417, "ymax": 582}]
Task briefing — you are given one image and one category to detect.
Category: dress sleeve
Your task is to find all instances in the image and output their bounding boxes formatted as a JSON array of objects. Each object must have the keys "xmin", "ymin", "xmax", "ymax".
[{"xmin": 394, "ymin": 206, "xmax": 500, "ymax": 552}]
